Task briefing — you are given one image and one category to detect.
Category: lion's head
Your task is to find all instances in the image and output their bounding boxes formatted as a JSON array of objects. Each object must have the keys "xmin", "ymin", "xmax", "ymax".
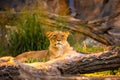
[{"xmin": 46, "ymin": 31, "xmax": 70, "ymax": 48}]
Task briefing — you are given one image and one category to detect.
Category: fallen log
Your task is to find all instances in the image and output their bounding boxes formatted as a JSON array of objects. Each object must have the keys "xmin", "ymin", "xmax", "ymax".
[
  {"xmin": 45, "ymin": 12, "xmax": 120, "ymax": 46},
  {"xmin": 0, "ymin": 48, "xmax": 120, "ymax": 80}
]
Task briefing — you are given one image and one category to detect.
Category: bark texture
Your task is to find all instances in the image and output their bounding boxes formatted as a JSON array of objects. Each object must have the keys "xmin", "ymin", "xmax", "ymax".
[
  {"xmin": 45, "ymin": 0, "xmax": 120, "ymax": 46},
  {"xmin": 46, "ymin": 11, "xmax": 120, "ymax": 46},
  {"xmin": 0, "ymin": 48, "xmax": 120, "ymax": 80}
]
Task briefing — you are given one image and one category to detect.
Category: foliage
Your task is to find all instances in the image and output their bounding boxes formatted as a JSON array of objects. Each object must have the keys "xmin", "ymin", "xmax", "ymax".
[
  {"xmin": 0, "ymin": 46, "xmax": 6, "ymax": 56},
  {"xmin": 82, "ymin": 68, "xmax": 120, "ymax": 76},
  {"xmin": 7, "ymin": 13, "xmax": 49, "ymax": 57},
  {"xmin": 25, "ymin": 58, "xmax": 50, "ymax": 63},
  {"xmin": 76, "ymin": 45, "xmax": 104, "ymax": 53}
]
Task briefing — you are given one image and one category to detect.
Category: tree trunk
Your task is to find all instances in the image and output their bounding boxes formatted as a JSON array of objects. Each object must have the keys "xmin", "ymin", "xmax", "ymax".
[
  {"xmin": 42, "ymin": 0, "xmax": 120, "ymax": 46},
  {"xmin": 46, "ymin": 12, "xmax": 120, "ymax": 46},
  {"xmin": 0, "ymin": 48, "xmax": 120, "ymax": 79}
]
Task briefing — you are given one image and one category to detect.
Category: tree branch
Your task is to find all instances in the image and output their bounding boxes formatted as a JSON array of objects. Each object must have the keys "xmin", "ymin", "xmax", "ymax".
[{"xmin": 46, "ymin": 12, "xmax": 120, "ymax": 46}]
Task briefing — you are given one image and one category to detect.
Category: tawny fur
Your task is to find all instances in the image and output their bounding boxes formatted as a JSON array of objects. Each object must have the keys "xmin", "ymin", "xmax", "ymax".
[
  {"xmin": 47, "ymin": 31, "xmax": 73, "ymax": 59},
  {"xmin": 15, "ymin": 31, "xmax": 73, "ymax": 62}
]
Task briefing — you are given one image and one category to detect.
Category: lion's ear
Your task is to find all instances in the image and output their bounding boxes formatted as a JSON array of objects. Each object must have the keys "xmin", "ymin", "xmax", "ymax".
[
  {"xmin": 64, "ymin": 31, "xmax": 69, "ymax": 36},
  {"xmin": 45, "ymin": 31, "xmax": 52, "ymax": 38}
]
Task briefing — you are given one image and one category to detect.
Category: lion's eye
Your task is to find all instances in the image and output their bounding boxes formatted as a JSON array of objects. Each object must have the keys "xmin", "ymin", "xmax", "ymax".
[{"xmin": 53, "ymin": 35, "xmax": 57, "ymax": 39}]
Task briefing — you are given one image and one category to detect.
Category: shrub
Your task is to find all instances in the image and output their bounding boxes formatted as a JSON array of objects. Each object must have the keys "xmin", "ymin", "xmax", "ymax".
[{"xmin": 7, "ymin": 13, "xmax": 49, "ymax": 56}]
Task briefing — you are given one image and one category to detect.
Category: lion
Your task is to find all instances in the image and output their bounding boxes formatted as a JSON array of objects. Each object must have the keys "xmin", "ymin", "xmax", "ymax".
[{"xmin": 15, "ymin": 31, "xmax": 73, "ymax": 62}]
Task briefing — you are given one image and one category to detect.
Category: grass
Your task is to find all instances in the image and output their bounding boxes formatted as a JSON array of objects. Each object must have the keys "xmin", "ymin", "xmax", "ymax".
[
  {"xmin": 75, "ymin": 44, "xmax": 104, "ymax": 54},
  {"xmin": 82, "ymin": 68, "xmax": 120, "ymax": 77},
  {"xmin": 25, "ymin": 58, "xmax": 50, "ymax": 63},
  {"xmin": 0, "ymin": 46, "xmax": 6, "ymax": 56},
  {"xmin": 7, "ymin": 13, "xmax": 49, "ymax": 57},
  {"xmin": 77, "ymin": 46, "xmax": 104, "ymax": 53}
]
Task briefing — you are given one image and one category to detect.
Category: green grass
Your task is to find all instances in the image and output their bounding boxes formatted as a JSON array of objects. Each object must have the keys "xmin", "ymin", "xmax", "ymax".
[
  {"xmin": 82, "ymin": 68, "xmax": 120, "ymax": 76},
  {"xmin": 76, "ymin": 46, "xmax": 104, "ymax": 53},
  {"xmin": 7, "ymin": 13, "xmax": 49, "ymax": 57},
  {"xmin": 0, "ymin": 46, "xmax": 6, "ymax": 56},
  {"xmin": 25, "ymin": 58, "xmax": 50, "ymax": 63}
]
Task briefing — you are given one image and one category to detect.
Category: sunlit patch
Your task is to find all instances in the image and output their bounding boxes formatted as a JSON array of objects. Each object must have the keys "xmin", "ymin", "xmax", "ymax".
[{"xmin": 0, "ymin": 56, "xmax": 15, "ymax": 65}]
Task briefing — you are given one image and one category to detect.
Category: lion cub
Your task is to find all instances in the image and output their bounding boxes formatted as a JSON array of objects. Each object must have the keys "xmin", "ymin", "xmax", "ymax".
[{"xmin": 15, "ymin": 31, "xmax": 73, "ymax": 62}]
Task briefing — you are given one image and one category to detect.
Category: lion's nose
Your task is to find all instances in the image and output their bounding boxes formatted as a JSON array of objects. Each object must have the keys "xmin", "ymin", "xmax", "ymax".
[{"xmin": 57, "ymin": 39, "xmax": 61, "ymax": 41}]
